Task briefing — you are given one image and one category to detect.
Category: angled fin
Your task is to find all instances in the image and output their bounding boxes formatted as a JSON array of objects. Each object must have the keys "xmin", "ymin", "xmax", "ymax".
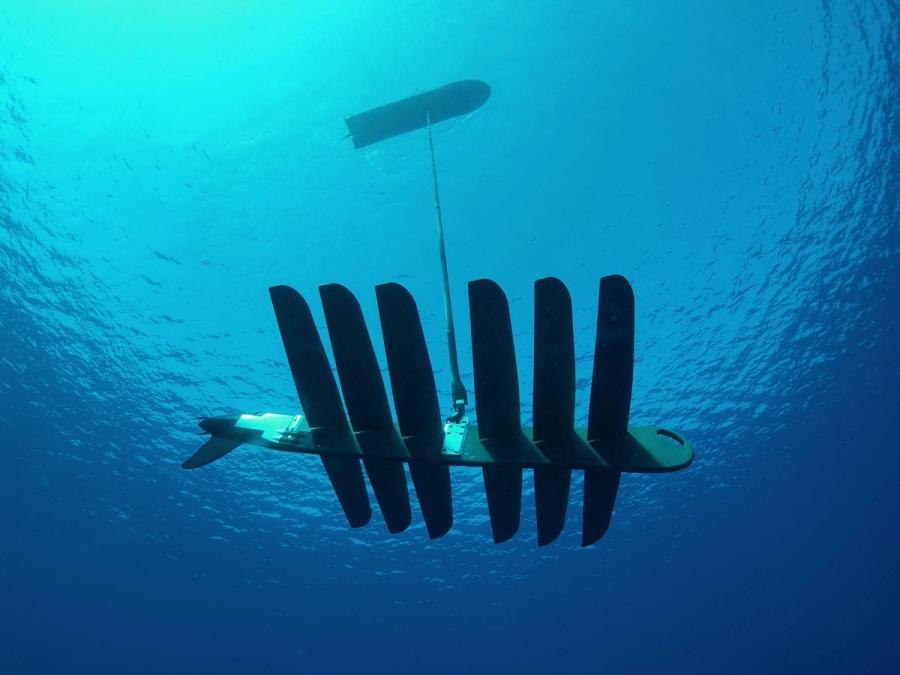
[
  {"xmin": 582, "ymin": 275, "xmax": 633, "ymax": 546},
  {"xmin": 587, "ymin": 275, "xmax": 634, "ymax": 440},
  {"xmin": 353, "ymin": 457, "xmax": 410, "ymax": 534},
  {"xmin": 269, "ymin": 285, "xmax": 371, "ymax": 528},
  {"xmin": 582, "ymin": 469, "xmax": 621, "ymax": 546},
  {"xmin": 482, "ymin": 465, "xmax": 522, "ymax": 544},
  {"xmin": 405, "ymin": 462, "xmax": 453, "ymax": 539},
  {"xmin": 320, "ymin": 283, "xmax": 411, "ymax": 534},
  {"xmin": 181, "ymin": 436, "xmax": 241, "ymax": 470},
  {"xmin": 375, "ymin": 284, "xmax": 442, "ymax": 436},
  {"xmin": 469, "ymin": 279, "xmax": 536, "ymax": 542},
  {"xmin": 533, "ymin": 466, "xmax": 570, "ymax": 545},
  {"xmin": 270, "ymin": 285, "xmax": 349, "ymax": 428},
  {"xmin": 532, "ymin": 277, "xmax": 575, "ymax": 546},
  {"xmin": 469, "ymin": 279, "xmax": 521, "ymax": 439},
  {"xmin": 319, "ymin": 455, "xmax": 373, "ymax": 529},
  {"xmin": 376, "ymin": 282, "xmax": 452, "ymax": 539}
]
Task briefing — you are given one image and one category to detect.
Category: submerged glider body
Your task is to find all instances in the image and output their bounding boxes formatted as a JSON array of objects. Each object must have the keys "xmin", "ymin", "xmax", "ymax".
[{"xmin": 184, "ymin": 276, "xmax": 693, "ymax": 546}]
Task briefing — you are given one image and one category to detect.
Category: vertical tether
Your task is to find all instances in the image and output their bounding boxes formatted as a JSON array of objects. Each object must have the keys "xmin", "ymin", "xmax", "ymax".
[{"xmin": 427, "ymin": 112, "xmax": 467, "ymax": 418}]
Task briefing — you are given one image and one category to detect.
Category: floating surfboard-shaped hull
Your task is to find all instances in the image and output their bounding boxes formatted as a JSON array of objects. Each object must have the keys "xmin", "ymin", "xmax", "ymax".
[
  {"xmin": 345, "ymin": 80, "xmax": 491, "ymax": 148},
  {"xmin": 184, "ymin": 276, "xmax": 694, "ymax": 547}
]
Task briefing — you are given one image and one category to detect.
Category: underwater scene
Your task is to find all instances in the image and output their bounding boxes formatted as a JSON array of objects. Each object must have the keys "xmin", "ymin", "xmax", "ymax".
[{"xmin": 1, "ymin": 2, "xmax": 898, "ymax": 673}]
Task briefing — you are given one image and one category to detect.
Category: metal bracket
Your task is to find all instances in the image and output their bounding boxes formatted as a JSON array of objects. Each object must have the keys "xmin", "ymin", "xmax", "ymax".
[
  {"xmin": 286, "ymin": 415, "xmax": 305, "ymax": 434},
  {"xmin": 279, "ymin": 415, "xmax": 310, "ymax": 445},
  {"xmin": 441, "ymin": 415, "xmax": 469, "ymax": 456}
]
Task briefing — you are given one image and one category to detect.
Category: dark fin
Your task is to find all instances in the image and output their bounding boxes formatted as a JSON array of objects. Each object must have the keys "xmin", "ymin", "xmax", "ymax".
[
  {"xmin": 321, "ymin": 455, "xmax": 372, "ymax": 528},
  {"xmin": 587, "ymin": 275, "xmax": 635, "ymax": 440},
  {"xmin": 482, "ymin": 465, "xmax": 522, "ymax": 544},
  {"xmin": 534, "ymin": 467, "xmax": 571, "ymax": 546},
  {"xmin": 319, "ymin": 284, "xmax": 399, "ymax": 434},
  {"xmin": 268, "ymin": 285, "xmax": 371, "ymax": 529},
  {"xmin": 533, "ymin": 278, "xmax": 576, "ymax": 439},
  {"xmin": 408, "ymin": 462, "xmax": 453, "ymax": 539},
  {"xmin": 356, "ymin": 459, "xmax": 409, "ymax": 533},
  {"xmin": 469, "ymin": 278, "xmax": 533, "ymax": 542},
  {"xmin": 469, "ymin": 279, "xmax": 520, "ymax": 438},
  {"xmin": 319, "ymin": 284, "xmax": 411, "ymax": 535},
  {"xmin": 181, "ymin": 437, "xmax": 241, "ymax": 470},
  {"xmin": 532, "ymin": 277, "xmax": 575, "ymax": 545},
  {"xmin": 269, "ymin": 285, "xmax": 349, "ymax": 428},
  {"xmin": 376, "ymin": 282, "xmax": 452, "ymax": 539},
  {"xmin": 375, "ymin": 283, "xmax": 442, "ymax": 436},
  {"xmin": 582, "ymin": 275, "xmax": 633, "ymax": 546},
  {"xmin": 345, "ymin": 80, "xmax": 491, "ymax": 149},
  {"xmin": 582, "ymin": 469, "xmax": 620, "ymax": 546}
]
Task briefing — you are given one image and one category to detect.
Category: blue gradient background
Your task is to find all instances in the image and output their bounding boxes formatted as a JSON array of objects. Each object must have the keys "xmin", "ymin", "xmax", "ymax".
[{"xmin": 1, "ymin": 2, "xmax": 898, "ymax": 673}]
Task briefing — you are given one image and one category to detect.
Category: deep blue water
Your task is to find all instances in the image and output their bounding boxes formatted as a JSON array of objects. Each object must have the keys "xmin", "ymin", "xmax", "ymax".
[{"xmin": 2, "ymin": 2, "xmax": 898, "ymax": 673}]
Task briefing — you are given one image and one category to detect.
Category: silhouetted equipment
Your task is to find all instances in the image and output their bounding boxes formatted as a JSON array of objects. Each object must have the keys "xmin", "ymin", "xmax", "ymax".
[
  {"xmin": 184, "ymin": 81, "xmax": 693, "ymax": 546},
  {"xmin": 185, "ymin": 276, "xmax": 693, "ymax": 546}
]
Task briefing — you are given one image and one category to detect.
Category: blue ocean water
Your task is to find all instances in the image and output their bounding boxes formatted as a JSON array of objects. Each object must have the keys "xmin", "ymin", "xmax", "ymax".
[{"xmin": 1, "ymin": 1, "xmax": 898, "ymax": 673}]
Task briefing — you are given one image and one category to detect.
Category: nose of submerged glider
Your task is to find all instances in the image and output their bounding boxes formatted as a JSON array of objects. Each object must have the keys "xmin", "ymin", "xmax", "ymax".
[{"xmin": 198, "ymin": 415, "xmax": 239, "ymax": 436}]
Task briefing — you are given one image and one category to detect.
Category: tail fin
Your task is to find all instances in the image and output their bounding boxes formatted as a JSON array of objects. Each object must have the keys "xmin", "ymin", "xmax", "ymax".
[{"xmin": 182, "ymin": 437, "xmax": 241, "ymax": 470}]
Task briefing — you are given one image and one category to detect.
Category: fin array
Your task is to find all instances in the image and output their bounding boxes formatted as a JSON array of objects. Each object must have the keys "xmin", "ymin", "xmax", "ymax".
[{"xmin": 267, "ymin": 275, "xmax": 644, "ymax": 547}]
